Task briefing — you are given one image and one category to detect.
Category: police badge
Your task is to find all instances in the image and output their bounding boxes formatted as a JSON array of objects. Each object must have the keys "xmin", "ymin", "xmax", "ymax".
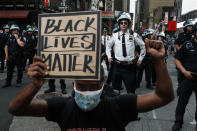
[{"xmin": 129, "ymin": 35, "xmax": 134, "ymax": 42}]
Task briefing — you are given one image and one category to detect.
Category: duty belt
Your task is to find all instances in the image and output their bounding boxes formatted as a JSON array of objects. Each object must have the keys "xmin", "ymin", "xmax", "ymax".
[
  {"xmin": 9, "ymin": 52, "xmax": 23, "ymax": 56},
  {"xmin": 114, "ymin": 59, "xmax": 135, "ymax": 66}
]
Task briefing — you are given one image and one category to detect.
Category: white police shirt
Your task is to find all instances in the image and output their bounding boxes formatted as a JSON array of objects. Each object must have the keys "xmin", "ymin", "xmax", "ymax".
[
  {"xmin": 106, "ymin": 30, "xmax": 146, "ymax": 62},
  {"xmin": 101, "ymin": 35, "xmax": 110, "ymax": 46}
]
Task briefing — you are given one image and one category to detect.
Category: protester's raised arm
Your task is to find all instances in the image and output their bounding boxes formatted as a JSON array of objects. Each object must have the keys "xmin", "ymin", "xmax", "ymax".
[
  {"xmin": 137, "ymin": 39, "xmax": 174, "ymax": 112},
  {"xmin": 8, "ymin": 56, "xmax": 49, "ymax": 116}
]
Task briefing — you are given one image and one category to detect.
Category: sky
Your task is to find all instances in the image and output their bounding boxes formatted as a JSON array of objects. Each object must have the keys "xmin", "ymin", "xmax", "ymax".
[
  {"xmin": 182, "ymin": 0, "xmax": 197, "ymax": 15},
  {"xmin": 130, "ymin": 0, "xmax": 136, "ymax": 29}
]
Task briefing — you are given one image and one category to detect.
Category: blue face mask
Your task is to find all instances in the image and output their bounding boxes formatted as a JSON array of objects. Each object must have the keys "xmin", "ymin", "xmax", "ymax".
[{"xmin": 74, "ymin": 84, "xmax": 103, "ymax": 112}]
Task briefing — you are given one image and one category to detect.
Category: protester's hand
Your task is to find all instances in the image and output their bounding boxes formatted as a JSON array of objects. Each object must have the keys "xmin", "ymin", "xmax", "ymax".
[
  {"xmin": 108, "ymin": 58, "xmax": 113, "ymax": 63},
  {"xmin": 145, "ymin": 39, "xmax": 165, "ymax": 62},
  {"xmin": 137, "ymin": 60, "xmax": 142, "ymax": 66},
  {"xmin": 183, "ymin": 70, "xmax": 193, "ymax": 80},
  {"xmin": 27, "ymin": 56, "xmax": 49, "ymax": 88}
]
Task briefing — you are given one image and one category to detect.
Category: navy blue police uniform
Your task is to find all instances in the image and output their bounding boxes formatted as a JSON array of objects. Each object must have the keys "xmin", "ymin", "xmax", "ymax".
[
  {"xmin": 136, "ymin": 44, "xmax": 153, "ymax": 89},
  {"xmin": 44, "ymin": 79, "xmax": 67, "ymax": 94},
  {"xmin": 175, "ymin": 32, "xmax": 193, "ymax": 95},
  {"xmin": 174, "ymin": 38, "xmax": 197, "ymax": 126},
  {"xmin": 4, "ymin": 34, "xmax": 25, "ymax": 87},
  {"xmin": 0, "ymin": 32, "xmax": 9, "ymax": 72},
  {"xmin": 21, "ymin": 32, "xmax": 37, "ymax": 67}
]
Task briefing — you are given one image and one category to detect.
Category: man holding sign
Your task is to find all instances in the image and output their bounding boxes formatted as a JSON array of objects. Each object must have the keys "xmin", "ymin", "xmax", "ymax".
[{"xmin": 8, "ymin": 38, "xmax": 174, "ymax": 130}]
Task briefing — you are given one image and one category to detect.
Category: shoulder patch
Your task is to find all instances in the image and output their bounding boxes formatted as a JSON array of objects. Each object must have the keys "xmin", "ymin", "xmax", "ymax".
[{"xmin": 185, "ymin": 41, "xmax": 193, "ymax": 50}]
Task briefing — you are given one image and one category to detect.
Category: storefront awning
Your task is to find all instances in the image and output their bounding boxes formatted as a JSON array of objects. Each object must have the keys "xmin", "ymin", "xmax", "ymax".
[{"xmin": 0, "ymin": 11, "xmax": 30, "ymax": 18}]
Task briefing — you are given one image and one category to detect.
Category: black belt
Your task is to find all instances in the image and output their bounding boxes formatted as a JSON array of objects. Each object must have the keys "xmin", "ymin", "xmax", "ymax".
[
  {"xmin": 9, "ymin": 52, "xmax": 23, "ymax": 56},
  {"xmin": 114, "ymin": 59, "xmax": 135, "ymax": 66}
]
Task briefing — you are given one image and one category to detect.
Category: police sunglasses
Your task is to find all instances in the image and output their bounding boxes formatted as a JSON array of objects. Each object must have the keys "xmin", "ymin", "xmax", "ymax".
[{"xmin": 120, "ymin": 22, "xmax": 128, "ymax": 25}]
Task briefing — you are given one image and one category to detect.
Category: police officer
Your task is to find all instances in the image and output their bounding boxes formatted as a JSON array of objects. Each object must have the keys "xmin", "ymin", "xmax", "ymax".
[
  {"xmin": 157, "ymin": 32, "xmax": 168, "ymax": 63},
  {"xmin": 33, "ymin": 27, "xmax": 38, "ymax": 55},
  {"xmin": 101, "ymin": 28, "xmax": 110, "ymax": 71},
  {"xmin": 175, "ymin": 20, "xmax": 193, "ymax": 95},
  {"xmin": 172, "ymin": 22, "xmax": 197, "ymax": 131},
  {"xmin": 22, "ymin": 27, "xmax": 37, "ymax": 70},
  {"xmin": 175, "ymin": 20, "xmax": 193, "ymax": 51},
  {"xmin": 106, "ymin": 12, "xmax": 146, "ymax": 93},
  {"xmin": 33, "ymin": 27, "xmax": 38, "ymax": 39},
  {"xmin": 0, "ymin": 24, "xmax": 10, "ymax": 73},
  {"xmin": 1, "ymin": 24, "xmax": 25, "ymax": 88},
  {"xmin": 136, "ymin": 29, "xmax": 153, "ymax": 90},
  {"xmin": 44, "ymin": 79, "xmax": 67, "ymax": 94}
]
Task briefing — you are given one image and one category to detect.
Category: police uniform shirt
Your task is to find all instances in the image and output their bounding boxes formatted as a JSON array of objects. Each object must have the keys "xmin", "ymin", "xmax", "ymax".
[
  {"xmin": 21, "ymin": 34, "xmax": 37, "ymax": 49},
  {"xmin": 175, "ymin": 32, "xmax": 193, "ymax": 47},
  {"xmin": 106, "ymin": 30, "xmax": 146, "ymax": 62},
  {"xmin": 101, "ymin": 35, "xmax": 110, "ymax": 47},
  {"xmin": 0, "ymin": 33, "xmax": 9, "ymax": 48},
  {"xmin": 0, "ymin": 32, "xmax": 3, "ymax": 48},
  {"xmin": 6, "ymin": 35, "xmax": 23, "ymax": 53},
  {"xmin": 175, "ymin": 39, "xmax": 197, "ymax": 73}
]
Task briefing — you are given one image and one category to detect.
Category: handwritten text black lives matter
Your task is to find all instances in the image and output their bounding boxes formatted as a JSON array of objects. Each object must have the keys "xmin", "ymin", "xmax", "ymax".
[{"xmin": 38, "ymin": 12, "xmax": 101, "ymax": 79}]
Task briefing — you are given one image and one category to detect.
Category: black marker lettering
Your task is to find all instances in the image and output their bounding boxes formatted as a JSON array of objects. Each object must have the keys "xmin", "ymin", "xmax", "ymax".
[
  {"xmin": 83, "ymin": 55, "xmax": 94, "ymax": 73},
  {"xmin": 62, "ymin": 54, "xmax": 67, "ymax": 71},
  {"xmin": 72, "ymin": 55, "xmax": 82, "ymax": 71},
  {"xmin": 54, "ymin": 37, "xmax": 59, "ymax": 47},
  {"xmin": 62, "ymin": 37, "xmax": 70, "ymax": 48},
  {"xmin": 42, "ymin": 54, "xmax": 52, "ymax": 71},
  {"xmin": 44, "ymin": 19, "xmax": 55, "ymax": 34},
  {"xmin": 52, "ymin": 53, "xmax": 62, "ymax": 71},
  {"xmin": 64, "ymin": 20, "xmax": 73, "ymax": 32},
  {"xmin": 85, "ymin": 17, "xmax": 96, "ymax": 31},
  {"xmin": 70, "ymin": 37, "xmax": 80, "ymax": 48},
  {"xmin": 74, "ymin": 20, "xmax": 84, "ymax": 31},
  {"xmin": 68, "ymin": 54, "xmax": 72, "ymax": 72}
]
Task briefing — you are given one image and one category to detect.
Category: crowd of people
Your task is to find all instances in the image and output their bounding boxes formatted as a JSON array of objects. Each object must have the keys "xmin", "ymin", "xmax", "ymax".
[{"xmin": 0, "ymin": 12, "xmax": 197, "ymax": 131}]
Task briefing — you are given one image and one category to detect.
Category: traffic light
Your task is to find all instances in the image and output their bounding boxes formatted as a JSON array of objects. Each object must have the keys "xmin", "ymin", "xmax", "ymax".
[
  {"xmin": 41, "ymin": 0, "xmax": 50, "ymax": 7},
  {"xmin": 45, "ymin": 0, "xmax": 49, "ymax": 6}
]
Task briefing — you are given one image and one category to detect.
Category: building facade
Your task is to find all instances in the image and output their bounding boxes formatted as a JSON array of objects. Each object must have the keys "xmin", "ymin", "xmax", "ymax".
[{"xmin": 135, "ymin": 0, "xmax": 175, "ymax": 32}]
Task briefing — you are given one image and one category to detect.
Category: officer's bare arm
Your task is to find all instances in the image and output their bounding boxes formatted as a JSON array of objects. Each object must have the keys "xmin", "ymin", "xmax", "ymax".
[
  {"xmin": 8, "ymin": 56, "xmax": 49, "ymax": 117},
  {"xmin": 16, "ymin": 39, "xmax": 24, "ymax": 47},
  {"xmin": 174, "ymin": 59, "xmax": 185, "ymax": 73},
  {"xmin": 137, "ymin": 39, "xmax": 174, "ymax": 112},
  {"xmin": 175, "ymin": 58, "xmax": 193, "ymax": 80},
  {"xmin": 4, "ymin": 45, "xmax": 8, "ymax": 58}
]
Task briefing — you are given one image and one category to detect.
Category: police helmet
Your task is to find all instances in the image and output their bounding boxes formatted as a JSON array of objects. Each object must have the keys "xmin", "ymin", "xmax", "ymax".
[
  {"xmin": 183, "ymin": 20, "xmax": 193, "ymax": 28},
  {"xmin": 33, "ymin": 27, "xmax": 38, "ymax": 32},
  {"xmin": 103, "ymin": 28, "xmax": 107, "ymax": 32},
  {"xmin": 26, "ymin": 25, "xmax": 31, "ymax": 30},
  {"xmin": 3, "ymin": 24, "xmax": 9, "ymax": 29},
  {"xmin": 157, "ymin": 32, "xmax": 165, "ymax": 38},
  {"xmin": 26, "ymin": 27, "xmax": 33, "ymax": 32},
  {"xmin": 144, "ymin": 28, "xmax": 154, "ymax": 36},
  {"xmin": 10, "ymin": 24, "xmax": 20, "ymax": 31},
  {"xmin": 141, "ymin": 30, "xmax": 147, "ymax": 37},
  {"xmin": 117, "ymin": 12, "xmax": 131, "ymax": 24}
]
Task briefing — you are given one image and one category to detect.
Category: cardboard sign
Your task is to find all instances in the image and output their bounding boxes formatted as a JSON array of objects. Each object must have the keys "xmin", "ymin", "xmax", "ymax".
[{"xmin": 38, "ymin": 11, "xmax": 101, "ymax": 80}]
